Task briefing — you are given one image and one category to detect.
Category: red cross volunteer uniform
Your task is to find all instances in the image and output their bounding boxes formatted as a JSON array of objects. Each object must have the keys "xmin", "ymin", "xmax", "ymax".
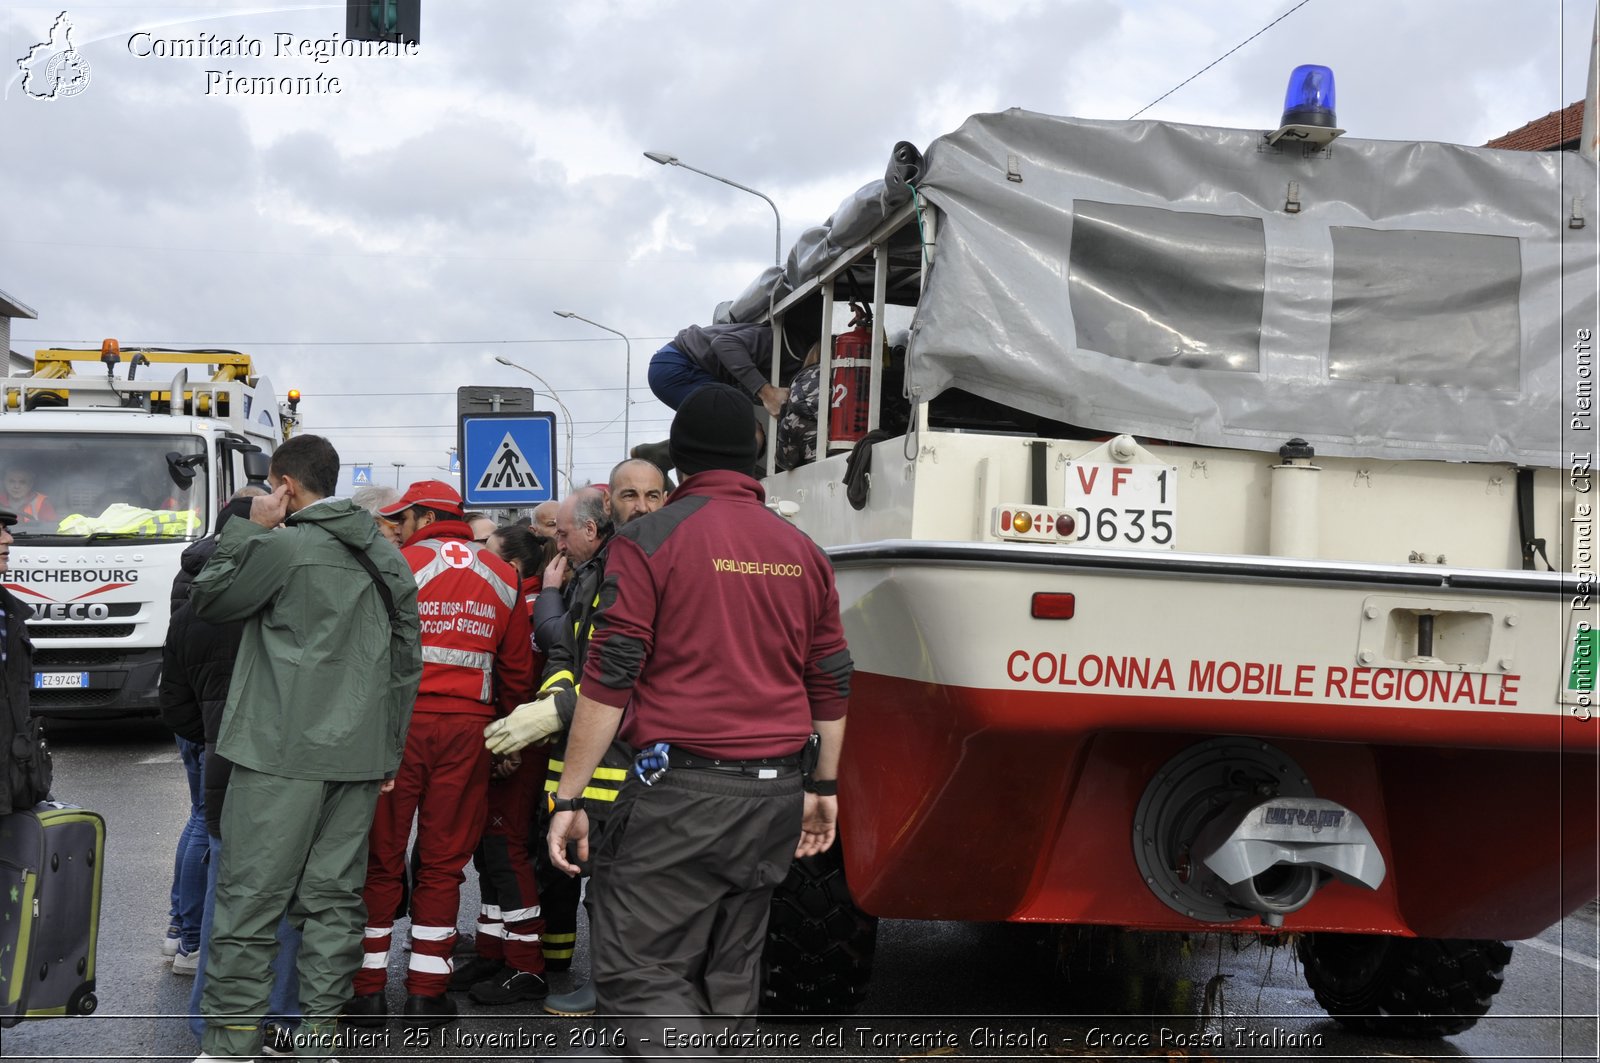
[{"xmin": 351, "ymin": 481, "xmax": 536, "ymax": 1023}]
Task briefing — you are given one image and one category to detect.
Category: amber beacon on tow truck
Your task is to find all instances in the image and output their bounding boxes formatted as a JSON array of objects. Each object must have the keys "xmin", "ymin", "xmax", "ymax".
[
  {"xmin": 745, "ymin": 67, "xmax": 1598, "ymax": 1036},
  {"xmin": 1, "ymin": 343, "xmax": 296, "ymax": 718}
]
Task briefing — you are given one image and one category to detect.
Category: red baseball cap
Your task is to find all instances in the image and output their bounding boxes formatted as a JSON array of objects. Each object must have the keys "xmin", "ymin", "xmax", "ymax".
[{"xmin": 378, "ymin": 479, "xmax": 464, "ymax": 519}]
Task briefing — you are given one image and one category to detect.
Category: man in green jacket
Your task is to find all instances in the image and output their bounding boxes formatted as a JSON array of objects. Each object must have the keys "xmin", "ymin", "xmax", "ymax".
[{"xmin": 190, "ymin": 434, "xmax": 422, "ymax": 1062}]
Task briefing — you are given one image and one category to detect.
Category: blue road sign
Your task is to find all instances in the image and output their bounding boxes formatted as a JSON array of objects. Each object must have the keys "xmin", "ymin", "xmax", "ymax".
[
  {"xmin": 460, "ymin": 412, "xmax": 557, "ymax": 506},
  {"xmin": 448, "ymin": 450, "xmax": 460, "ymax": 474},
  {"xmin": 352, "ymin": 465, "xmax": 373, "ymax": 486}
]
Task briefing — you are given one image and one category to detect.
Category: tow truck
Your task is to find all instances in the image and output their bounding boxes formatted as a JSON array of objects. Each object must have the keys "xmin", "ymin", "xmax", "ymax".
[
  {"xmin": 1, "ymin": 343, "xmax": 296, "ymax": 718},
  {"xmin": 750, "ymin": 67, "xmax": 1597, "ymax": 1036}
]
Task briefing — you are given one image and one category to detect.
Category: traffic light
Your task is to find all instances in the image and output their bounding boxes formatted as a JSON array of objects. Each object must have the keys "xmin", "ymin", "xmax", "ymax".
[{"xmin": 347, "ymin": 0, "xmax": 419, "ymax": 44}]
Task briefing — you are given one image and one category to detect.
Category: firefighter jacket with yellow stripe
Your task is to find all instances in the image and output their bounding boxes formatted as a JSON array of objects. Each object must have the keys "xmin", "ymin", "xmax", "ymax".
[
  {"xmin": 536, "ymin": 541, "xmax": 632, "ymax": 807},
  {"xmin": 402, "ymin": 520, "xmax": 536, "ymax": 719}
]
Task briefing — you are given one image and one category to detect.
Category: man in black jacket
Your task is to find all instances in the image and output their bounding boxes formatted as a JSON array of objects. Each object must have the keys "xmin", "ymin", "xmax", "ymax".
[
  {"xmin": 1, "ymin": 503, "xmax": 49, "ymax": 817},
  {"xmin": 491, "ymin": 487, "xmax": 615, "ymax": 990},
  {"xmin": 161, "ymin": 490, "xmax": 265, "ymax": 842}
]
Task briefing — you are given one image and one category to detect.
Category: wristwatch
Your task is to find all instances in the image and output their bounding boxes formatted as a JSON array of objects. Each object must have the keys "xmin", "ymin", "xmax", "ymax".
[
  {"xmin": 548, "ymin": 794, "xmax": 587, "ymax": 814},
  {"xmin": 803, "ymin": 777, "xmax": 838, "ymax": 797}
]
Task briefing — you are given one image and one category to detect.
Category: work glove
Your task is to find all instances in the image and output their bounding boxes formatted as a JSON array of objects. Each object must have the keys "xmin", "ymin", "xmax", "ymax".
[{"xmin": 484, "ymin": 693, "xmax": 563, "ymax": 755}]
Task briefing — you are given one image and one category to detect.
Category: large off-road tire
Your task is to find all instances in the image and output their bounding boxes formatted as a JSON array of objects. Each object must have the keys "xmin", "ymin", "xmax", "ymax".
[
  {"xmin": 760, "ymin": 844, "xmax": 877, "ymax": 1016},
  {"xmin": 1297, "ymin": 933, "xmax": 1512, "ymax": 1038}
]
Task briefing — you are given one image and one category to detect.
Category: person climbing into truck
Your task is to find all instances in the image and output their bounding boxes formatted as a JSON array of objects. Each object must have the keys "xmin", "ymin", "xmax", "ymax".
[
  {"xmin": 646, "ymin": 322, "xmax": 790, "ymax": 415},
  {"xmin": 637, "ymin": 322, "xmax": 809, "ymax": 474}
]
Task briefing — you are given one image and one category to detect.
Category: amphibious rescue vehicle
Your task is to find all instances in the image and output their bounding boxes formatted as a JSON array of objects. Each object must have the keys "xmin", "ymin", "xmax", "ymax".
[{"xmin": 747, "ymin": 71, "xmax": 1597, "ymax": 1035}]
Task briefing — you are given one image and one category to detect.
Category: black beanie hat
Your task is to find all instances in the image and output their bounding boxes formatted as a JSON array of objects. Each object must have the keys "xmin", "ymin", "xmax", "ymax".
[{"xmin": 670, "ymin": 383, "xmax": 760, "ymax": 477}]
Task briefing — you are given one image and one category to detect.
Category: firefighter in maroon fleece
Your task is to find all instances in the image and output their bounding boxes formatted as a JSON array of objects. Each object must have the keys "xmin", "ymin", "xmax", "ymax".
[
  {"xmin": 547, "ymin": 384, "xmax": 851, "ymax": 1050},
  {"xmin": 346, "ymin": 480, "xmax": 536, "ymax": 1028}
]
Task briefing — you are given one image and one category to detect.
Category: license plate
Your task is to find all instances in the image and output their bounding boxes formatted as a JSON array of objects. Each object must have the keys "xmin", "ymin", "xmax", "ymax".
[
  {"xmin": 1062, "ymin": 462, "xmax": 1178, "ymax": 549},
  {"xmin": 34, "ymin": 672, "xmax": 90, "ymax": 690}
]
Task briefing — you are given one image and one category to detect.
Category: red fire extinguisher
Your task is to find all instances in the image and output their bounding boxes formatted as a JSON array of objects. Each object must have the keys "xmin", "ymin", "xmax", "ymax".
[{"xmin": 828, "ymin": 303, "xmax": 873, "ymax": 447}]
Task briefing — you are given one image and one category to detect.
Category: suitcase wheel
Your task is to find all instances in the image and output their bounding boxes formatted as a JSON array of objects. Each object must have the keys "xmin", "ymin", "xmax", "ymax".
[{"xmin": 67, "ymin": 985, "xmax": 97, "ymax": 1016}]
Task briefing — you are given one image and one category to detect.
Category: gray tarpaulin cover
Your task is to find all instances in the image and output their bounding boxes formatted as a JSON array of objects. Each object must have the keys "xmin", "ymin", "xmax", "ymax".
[{"xmin": 736, "ymin": 109, "xmax": 1597, "ymax": 467}]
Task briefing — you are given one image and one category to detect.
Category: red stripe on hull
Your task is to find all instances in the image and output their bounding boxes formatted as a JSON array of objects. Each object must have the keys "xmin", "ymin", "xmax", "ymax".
[{"xmin": 839, "ymin": 672, "xmax": 1599, "ymax": 938}]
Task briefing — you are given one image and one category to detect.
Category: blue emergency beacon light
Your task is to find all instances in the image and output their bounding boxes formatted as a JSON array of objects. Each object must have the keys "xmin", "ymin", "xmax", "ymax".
[{"xmin": 1267, "ymin": 64, "xmax": 1345, "ymax": 147}]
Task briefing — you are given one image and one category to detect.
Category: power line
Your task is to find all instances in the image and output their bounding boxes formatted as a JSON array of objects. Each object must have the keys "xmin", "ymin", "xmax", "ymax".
[
  {"xmin": 579, "ymin": 409, "xmax": 629, "ymax": 438},
  {"xmin": 1127, "ymin": 0, "xmax": 1316, "ymax": 120}
]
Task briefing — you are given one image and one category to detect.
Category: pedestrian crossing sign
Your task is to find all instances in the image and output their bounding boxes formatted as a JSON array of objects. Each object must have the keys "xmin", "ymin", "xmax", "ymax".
[
  {"xmin": 459, "ymin": 412, "xmax": 557, "ymax": 505},
  {"xmin": 352, "ymin": 464, "xmax": 373, "ymax": 486}
]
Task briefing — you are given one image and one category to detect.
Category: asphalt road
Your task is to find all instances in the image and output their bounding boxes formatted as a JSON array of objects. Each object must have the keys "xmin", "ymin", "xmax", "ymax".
[{"xmin": 4, "ymin": 718, "xmax": 1596, "ymax": 1063}]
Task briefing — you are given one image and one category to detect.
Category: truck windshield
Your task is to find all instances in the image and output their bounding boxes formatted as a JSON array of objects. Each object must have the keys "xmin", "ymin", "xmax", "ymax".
[{"xmin": 3, "ymin": 432, "xmax": 209, "ymax": 541}]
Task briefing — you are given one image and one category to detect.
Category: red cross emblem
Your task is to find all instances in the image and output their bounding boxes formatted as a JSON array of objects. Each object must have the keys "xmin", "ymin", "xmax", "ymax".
[{"xmin": 441, "ymin": 541, "xmax": 474, "ymax": 569}]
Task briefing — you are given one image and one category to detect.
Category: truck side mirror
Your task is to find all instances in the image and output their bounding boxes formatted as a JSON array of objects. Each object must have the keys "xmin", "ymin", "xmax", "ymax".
[
  {"xmin": 242, "ymin": 450, "xmax": 271, "ymax": 488},
  {"xmin": 166, "ymin": 451, "xmax": 207, "ymax": 490}
]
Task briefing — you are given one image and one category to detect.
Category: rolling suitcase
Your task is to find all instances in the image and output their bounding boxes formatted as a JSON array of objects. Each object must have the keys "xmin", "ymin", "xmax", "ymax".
[{"xmin": 0, "ymin": 804, "xmax": 105, "ymax": 1026}]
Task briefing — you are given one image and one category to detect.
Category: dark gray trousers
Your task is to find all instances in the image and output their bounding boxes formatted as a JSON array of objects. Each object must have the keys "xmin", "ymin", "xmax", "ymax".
[{"xmin": 589, "ymin": 767, "xmax": 801, "ymax": 1058}]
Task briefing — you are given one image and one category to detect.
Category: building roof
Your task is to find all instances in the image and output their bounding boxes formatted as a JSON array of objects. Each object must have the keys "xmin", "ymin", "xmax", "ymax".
[
  {"xmin": 0, "ymin": 287, "xmax": 38, "ymax": 320},
  {"xmin": 1485, "ymin": 100, "xmax": 1585, "ymax": 151}
]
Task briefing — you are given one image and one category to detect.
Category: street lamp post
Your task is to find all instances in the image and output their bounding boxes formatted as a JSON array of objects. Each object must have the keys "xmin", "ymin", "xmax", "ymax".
[
  {"xmin": 390, "ymin": 462, "xmax": 405, "ymax": 489},
  {"xmin": 643, "ymin": 151, "xmax": 782, "ymax": 266},
  {"xmin": 553, "ymin": 310, "xmax": 632, "ymax": 457},
  {"xmin": 492, "ymin": 355, "xmax": 576, "ymax": 488}
]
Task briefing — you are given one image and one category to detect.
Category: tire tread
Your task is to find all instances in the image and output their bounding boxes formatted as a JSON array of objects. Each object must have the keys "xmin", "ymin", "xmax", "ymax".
[
  {"xmin": 1298, "ymin": 934, "xmax": 1511, "ymax": 1038},
  {"xmin": 761, "ymin": 847, "xmax": 878, "ymax": 1015}
]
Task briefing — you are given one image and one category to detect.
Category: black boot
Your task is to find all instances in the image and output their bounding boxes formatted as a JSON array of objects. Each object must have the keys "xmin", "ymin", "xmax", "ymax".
[
  {"xmin": 402, "ymin": 992, "xmax": 457, "ymax": 1027},
  {"xmin": 340, "ymin": 992, "xmax": 388, "ymax": 1028},
  {"xmin": 447, "ymin": 954, "xmax": 502, "ymax": 992},
  {"xmin": 469, "ymin": 968, "xmax": 549, "ymax": 1005}
]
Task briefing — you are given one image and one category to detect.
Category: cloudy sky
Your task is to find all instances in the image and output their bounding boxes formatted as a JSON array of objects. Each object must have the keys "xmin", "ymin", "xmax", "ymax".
[{"xmin": 1, "ymin": 0, "xmax": 1593, "ymax": 494}]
